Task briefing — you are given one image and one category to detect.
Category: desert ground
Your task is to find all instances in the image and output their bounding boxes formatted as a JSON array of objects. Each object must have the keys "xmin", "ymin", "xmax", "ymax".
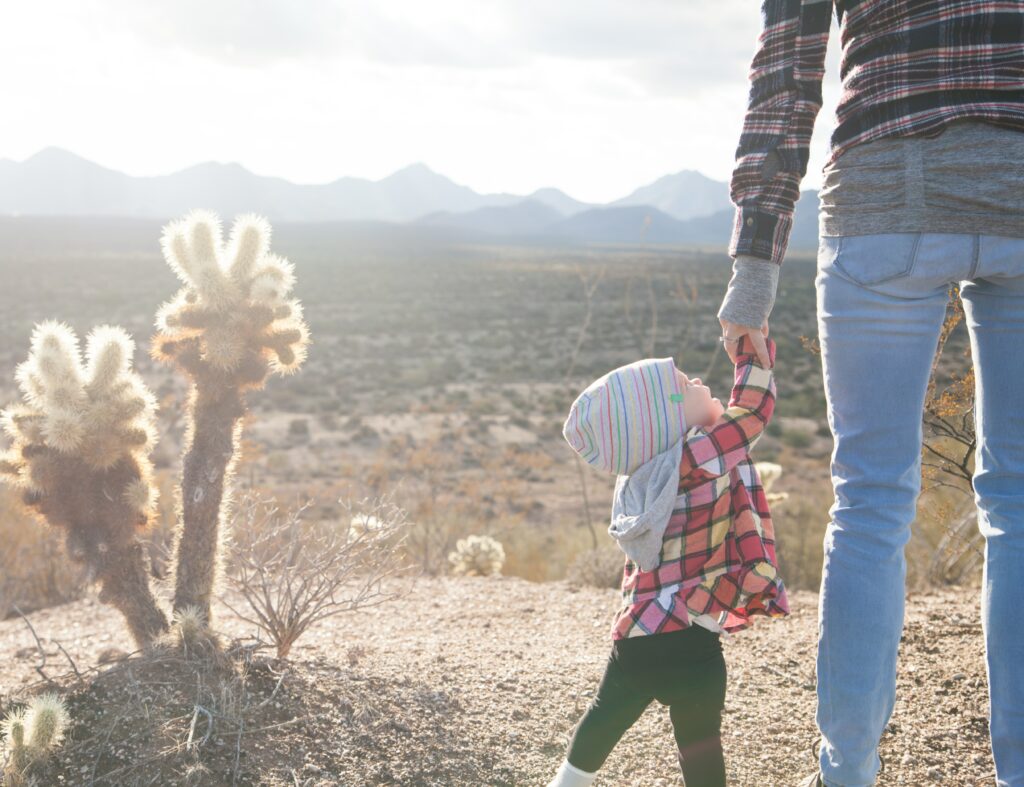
[{"xmin": 0, "ymin": 575, "xmax": 995, "ymax": 786}]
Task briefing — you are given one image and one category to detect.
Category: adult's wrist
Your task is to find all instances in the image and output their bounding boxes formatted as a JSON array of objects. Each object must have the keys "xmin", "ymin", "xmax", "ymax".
[{"xmin": 716, "ymin": 255, "xmax": 780, "ymax": 328}]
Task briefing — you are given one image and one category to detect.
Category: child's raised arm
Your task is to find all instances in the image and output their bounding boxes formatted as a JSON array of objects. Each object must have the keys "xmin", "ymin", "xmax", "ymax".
[{"xmin": 678, "ymin": 333, "xmax": 776, "ymax": 490}]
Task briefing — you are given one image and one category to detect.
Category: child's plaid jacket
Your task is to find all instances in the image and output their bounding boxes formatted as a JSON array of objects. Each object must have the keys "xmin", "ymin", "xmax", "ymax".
[{"xmin": 611, "ymin": 333, "xmax": 789, "ymax": 640}]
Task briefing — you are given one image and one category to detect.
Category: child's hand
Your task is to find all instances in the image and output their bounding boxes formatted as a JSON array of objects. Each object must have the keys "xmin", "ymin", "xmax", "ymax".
[{"xmin": 719, "ymin": 317, "xmax": 772, "ymax": 369}]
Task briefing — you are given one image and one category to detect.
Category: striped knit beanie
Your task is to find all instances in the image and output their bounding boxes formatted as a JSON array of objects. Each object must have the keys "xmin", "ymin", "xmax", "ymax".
[{"xmin": 562, "ymin": 357, "xmax": 688, "ymax": 476}]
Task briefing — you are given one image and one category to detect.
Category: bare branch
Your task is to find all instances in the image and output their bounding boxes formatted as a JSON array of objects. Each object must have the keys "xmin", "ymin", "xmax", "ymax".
[{"xmin": 221, "ymin": 490, "xmax": 417, "ymax": 658}]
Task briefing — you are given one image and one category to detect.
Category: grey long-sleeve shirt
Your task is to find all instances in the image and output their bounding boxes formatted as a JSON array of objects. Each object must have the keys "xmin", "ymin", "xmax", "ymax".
[{"xmin": 718, "ymin": 119, "xmax": 1024, "ymax": 329}]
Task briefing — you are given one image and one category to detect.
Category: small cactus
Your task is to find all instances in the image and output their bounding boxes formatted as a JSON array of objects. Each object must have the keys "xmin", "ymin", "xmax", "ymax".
[
  {"xmin": 1, "ymin": 707, "xmax": 29, "ymax": 775},
  {"xmin": 23, "ymin": 693, "xmax": 68, "ymax": 752},
  {"xmin": 0, "ymin": 322, "xmax": 168, "ymax": 647},
  {"xmin": 2, "ymin": 693, "xmax": 69, "ymax": 784},
  {"xmin": 151, "ymin": 210, "xmax": 310, "ymax": 623},
  {"xmin": 167, "ymin": 604, "xmax": 224, "ymax": 664},
  {"xmin": 448, "ymin": 534, "xmax": 505, "ymax": 577},
  {"xmin": 171, "ymin": 604, "xmax": 207, "ymax": 646}
]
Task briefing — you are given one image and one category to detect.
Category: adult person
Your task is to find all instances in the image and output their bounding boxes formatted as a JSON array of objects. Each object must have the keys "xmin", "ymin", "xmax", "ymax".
[{"xmin": 715, "ymin": 2, "xmax": 1024, "ymax": 786}]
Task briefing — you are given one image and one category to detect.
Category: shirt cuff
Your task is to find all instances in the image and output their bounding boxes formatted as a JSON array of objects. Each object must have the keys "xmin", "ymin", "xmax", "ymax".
[
  {"xmin": 716, "ymin": 255, "xmax": 780, "ymax": 329},
  {"xmin": 728, "ymin": 206, "xmax": 793, "ymax": 265}
]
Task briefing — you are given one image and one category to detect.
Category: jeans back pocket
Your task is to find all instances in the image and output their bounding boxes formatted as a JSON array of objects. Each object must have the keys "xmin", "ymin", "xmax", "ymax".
[{"xmin": 824, "ymin": 233, "xmax": 923, "ymax": 286}]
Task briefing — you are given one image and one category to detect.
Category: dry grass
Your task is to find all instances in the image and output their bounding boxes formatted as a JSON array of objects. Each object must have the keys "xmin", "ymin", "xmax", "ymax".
[{"xmin": 0, "ymin": 486, "xmax": 87, "ymax": 619}]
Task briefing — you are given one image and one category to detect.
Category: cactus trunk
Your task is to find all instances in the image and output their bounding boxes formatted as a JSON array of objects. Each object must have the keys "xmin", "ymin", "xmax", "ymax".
[
  {"xmin": 172, "ymin": 384, "xmax": 244, "ymax": 621},
  {"xmin": 97, "ymin": 540, "xmax": 169, "ymax": 648}
]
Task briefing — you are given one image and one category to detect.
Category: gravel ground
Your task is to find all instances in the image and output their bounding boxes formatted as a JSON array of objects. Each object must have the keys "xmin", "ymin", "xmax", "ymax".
[{"xmin": 0, "ymin": 575, "xmax": 996, "ymax": 785}]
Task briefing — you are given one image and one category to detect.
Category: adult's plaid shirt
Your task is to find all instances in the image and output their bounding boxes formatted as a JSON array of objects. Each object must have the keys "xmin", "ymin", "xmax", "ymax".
[
  {"xmin": 610, "ymin": 334, "xmax": 790, "ymax": 640},
  {"xmin": 730, "ymin": 0, "xmax": 1024, "ymax": 265}
]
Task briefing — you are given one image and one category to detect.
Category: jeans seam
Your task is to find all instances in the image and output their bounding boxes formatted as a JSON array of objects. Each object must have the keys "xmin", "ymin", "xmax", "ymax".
[
  {"xmin": 821, "ymin": 578, "xmax": 835, "ymax": 778},
  {"xmin": 967, "ymin": 233, "xmax": 980, "ymax": 279},
  {"xmin": 907, "ymin": 232, "xmax": 923, "ymax": 277}
]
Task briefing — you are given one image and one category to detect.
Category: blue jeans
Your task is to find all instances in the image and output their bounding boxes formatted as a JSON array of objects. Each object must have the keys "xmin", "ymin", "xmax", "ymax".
[{"xmin": 814, "ymin": 232, "xmax": 1024, "ymax": 787}]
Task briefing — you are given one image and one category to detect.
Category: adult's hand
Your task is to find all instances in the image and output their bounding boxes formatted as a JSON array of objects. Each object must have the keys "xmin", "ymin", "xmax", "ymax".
[{"xmin": 719, "ymin": 316, "xmax": 771, "ymax": 368}]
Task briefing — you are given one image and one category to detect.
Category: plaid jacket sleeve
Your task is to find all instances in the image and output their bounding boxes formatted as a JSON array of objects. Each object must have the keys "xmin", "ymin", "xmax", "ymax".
[
  {"xmin": 678, "ymin": 335, "xmax": 776, "ymax": 489},
  {"xmin": 728, "ymin": 0, "xmax": 834, "ymax": 265}
]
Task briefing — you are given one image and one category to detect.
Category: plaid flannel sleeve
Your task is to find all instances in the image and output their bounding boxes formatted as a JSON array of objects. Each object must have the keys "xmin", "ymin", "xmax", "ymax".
[
  {"xmin": 728, "ymin": 0, "xmax": 833, "ymax": 264},
  {"xmin": 678, "ymin": 335, "xmax": 776, "ymax": 489}
]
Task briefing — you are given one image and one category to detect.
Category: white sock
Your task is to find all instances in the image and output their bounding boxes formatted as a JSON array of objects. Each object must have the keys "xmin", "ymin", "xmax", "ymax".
[{"xmin": 547, "ymin": 758, "xmax": 598, "ymax": 787}]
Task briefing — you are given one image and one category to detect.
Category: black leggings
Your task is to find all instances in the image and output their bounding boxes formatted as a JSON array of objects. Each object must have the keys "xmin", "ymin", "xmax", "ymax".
[{"xmin": 565, "ymin": 624, "xmax": 727, "ymax": 787}]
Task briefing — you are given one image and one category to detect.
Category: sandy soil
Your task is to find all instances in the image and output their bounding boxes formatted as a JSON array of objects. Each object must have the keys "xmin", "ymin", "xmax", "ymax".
[{"xmin": 0, "ymin": 576, "xmax": 995, "ymax": 786}]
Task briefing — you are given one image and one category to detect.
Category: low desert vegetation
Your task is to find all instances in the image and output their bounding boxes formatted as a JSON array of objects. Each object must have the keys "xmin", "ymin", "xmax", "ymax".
[{"xmin": 224, "ymin": 491, "xmax": 416, "ymax": 659}]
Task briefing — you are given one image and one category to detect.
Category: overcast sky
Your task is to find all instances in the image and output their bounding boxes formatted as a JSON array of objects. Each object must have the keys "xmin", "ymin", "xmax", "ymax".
[{"xmin": 1, "ymin": 0, "xmax": 843, "ymax": 204}]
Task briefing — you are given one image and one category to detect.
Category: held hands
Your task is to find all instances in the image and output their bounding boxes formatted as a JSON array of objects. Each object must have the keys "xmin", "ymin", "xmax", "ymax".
[{"xmin": 719, "ymin": 317, "xmax": 772, "ymax": 369}]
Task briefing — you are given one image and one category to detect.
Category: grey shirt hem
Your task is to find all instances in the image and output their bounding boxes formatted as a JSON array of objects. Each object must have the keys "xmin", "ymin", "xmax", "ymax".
[
  {"xmin": 818, "ymin": 119, "xmax": 1024, "ymax": 239},
  {"xmin": 721, "ymin": 119, "xmax": 1024, "ymax": 328},
  {"xmin": 820, "ymin": 210, "xmax": 1024, "ymax": 239}
]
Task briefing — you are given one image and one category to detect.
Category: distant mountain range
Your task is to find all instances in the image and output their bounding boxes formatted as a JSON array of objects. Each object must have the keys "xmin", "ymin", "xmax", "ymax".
[{"xmin": 0, "ymin": 147, "xmax": 821, "ymax": 252}]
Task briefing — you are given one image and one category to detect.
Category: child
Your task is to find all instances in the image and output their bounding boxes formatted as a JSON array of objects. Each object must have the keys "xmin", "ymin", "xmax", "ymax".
[{"xmin": 551, "ymin": 332, "xmax": 788, "ymax": 787}]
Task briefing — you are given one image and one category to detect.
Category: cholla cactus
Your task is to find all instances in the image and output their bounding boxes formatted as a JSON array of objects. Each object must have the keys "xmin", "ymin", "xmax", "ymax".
[
  {"xmin": 1, "ymin": 707, "xmax": 29, "ymax": 777},
  {"xmin": 0, "ymin": 322, "xmax": 168, "ymax": 647},
  {"xmin": 168, "ymin": 604, "xmax": 224, "ymax": 664},
  {"xmin": 755, "ymin": 461, "xmax": 789, "ymax": 505},
  {"xmin": 448, "ymin": 534, "xmax": 505, "ymax": 577},
  {"xmin": 2, "ymin": 693, "xmax": 69, "ymax": 784},
  {"xmin": 151, "ymin": 210, "xmax": 310, "ymax": 623},
  {"xmin": 23, "ymin": 694, "xmax": 68, "ymax": 753}
]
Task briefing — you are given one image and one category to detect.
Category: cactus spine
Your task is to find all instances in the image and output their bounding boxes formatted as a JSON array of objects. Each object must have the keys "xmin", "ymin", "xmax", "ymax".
[
  {"xmin": 0, "ymin": 323, "xmax": 168, "ymax": 647},
  {"xmin": 152, "ymin": 210, "xmax": 309, "ymax": 623}
]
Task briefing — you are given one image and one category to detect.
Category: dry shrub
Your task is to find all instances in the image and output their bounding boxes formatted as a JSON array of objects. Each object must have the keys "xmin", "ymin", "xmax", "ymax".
[
  {"xmin": 0, "ymin": 486, "xmax": 86, "ymax": 618},
  {"xmin": 913, "ymin": 490, "xmax": 982, "ymax": 589},
  {"xmin": 223, "ymin": 490, "xmax": 419, "ymax": 658},
  {"xmin": 565, "ymin": 543, "xmax": 626, "ymax": 590},
  {"xmin": 401, "ymin": 506, "xmax": 463, "ymax": 577},
  {"xmin": 771, "ymin": 485, "xmax": 831, "ymax": 592}
]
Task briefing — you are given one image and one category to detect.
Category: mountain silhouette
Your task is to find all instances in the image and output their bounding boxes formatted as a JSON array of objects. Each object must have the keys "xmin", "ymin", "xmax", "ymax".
[{"xmin": 0, "ymin": 148, "xmax": 820, "ymax": 252}]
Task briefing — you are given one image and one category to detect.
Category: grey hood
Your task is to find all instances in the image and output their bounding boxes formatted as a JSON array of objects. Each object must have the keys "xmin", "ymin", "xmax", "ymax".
[{"xmin": 607, "ymin": 436, "xmax": 684, "ymax": 572}]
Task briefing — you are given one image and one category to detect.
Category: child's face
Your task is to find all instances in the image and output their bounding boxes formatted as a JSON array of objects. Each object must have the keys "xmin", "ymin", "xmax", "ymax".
[{"xmin": 675, "ymin": 367, "xmax": 724, "ymax": 428}]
